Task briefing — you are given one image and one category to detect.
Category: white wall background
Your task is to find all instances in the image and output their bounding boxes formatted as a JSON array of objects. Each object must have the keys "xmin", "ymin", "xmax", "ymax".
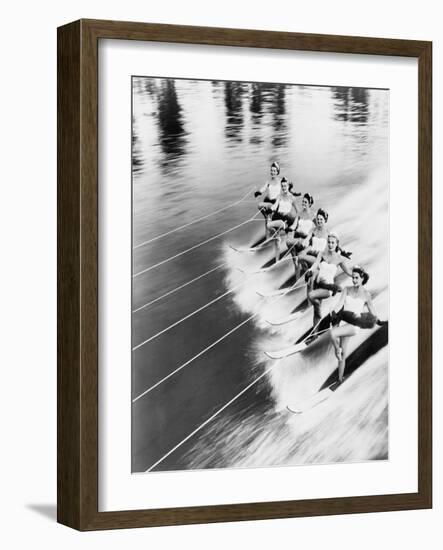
[{"xmin": 0, "ymin": 0, "xmax": 440, "ymax": 547}]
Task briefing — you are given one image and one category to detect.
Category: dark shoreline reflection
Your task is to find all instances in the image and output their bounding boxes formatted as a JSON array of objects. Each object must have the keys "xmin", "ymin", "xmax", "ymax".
[
  {"xmin": 142, "ymin": 77, "xmax": 157, "ymax": 96},
  {"xmin": 156, "ymin": 79, "xmax": 189, "ymax": 173},
  {"xmin": 249, "ymin": 83, "xmax": 264, "ymax": 146},
  {"xmin": 250, "ymin": 83, "xmax": 264, "ymax": 122},
  {"xmin": 248, "ymin": 83, "xmax": 288, "ymax": 148},
  {"xmin": 332, "ymin": 86, "xmax": 369, "ymax": 125},
  {"xmin": 224, "ymin": 81, "xmax": 246, "ymax": 143},
  {"xmin": 132, "ymin": 116, "xmax": 144, "ymax": 175},
  {"xmin": 270, "ymin": 84, "xmax": 287, "ymax": 148}
]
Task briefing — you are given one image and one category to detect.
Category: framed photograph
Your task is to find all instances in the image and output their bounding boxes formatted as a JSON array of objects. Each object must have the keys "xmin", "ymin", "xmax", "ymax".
[{"xmin": 57, "ymin": 19, "xmax": 432, "ymax": 530}]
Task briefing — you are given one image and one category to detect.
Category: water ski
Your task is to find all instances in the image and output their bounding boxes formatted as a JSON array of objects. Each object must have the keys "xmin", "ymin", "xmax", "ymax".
[
  {"xmin": 265, "ymin": 341, "xmax": 308, "ymax": 360},
  {"xmin": 265, "ymin": 311, "xmax": 303, "ymax": 326},
  {"xmin": 256, "ymin": 273, "xmax": 305, "ymax": 297},
  {"xmin": 257, "ymin": 282, "xmax": 305, "ymax": 298},
  {"xmin": 286, "ymin": 381, "xmax": 342, "ymax": 414},
  {"xmin": 229, "ymin": 237, "xmax": 276, "ymax": 253},
  {"xmin": 264, "ymin": 314, "xmax": 332, "ymax": 359},
  {"xmin": 240, "ymin": 255, "xmax": 293, "ymax": 275}
]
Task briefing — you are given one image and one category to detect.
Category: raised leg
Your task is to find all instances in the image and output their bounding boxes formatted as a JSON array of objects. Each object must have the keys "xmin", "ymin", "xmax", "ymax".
[
  {"xmin": 290, "ymin": 246, "xmax": 313, "ymax": 280},
  {"xmin": 298, "ymin": 250, "xmax": 317, "ymax": 268},
  {"xmin": 307, "ymin": 288, "xmax": 331, "ymax": 327}
]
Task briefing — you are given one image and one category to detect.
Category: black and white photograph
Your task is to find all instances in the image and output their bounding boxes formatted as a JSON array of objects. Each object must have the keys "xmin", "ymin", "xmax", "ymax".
[{"xmin": 131, "ymin": 76, "xmax": 389, "ymax": 474}]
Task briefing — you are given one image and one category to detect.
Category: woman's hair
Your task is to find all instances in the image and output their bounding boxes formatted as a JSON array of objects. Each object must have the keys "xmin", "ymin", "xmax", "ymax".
[
  {"xmin": 329, "ymin": 231, "xmax": 352, "ymax": 259},
  {"xmin": 352, "ymin": 265, "xmax": 369, "ymax": 285},
  {"xmin": 271, "ymin": 161, "xmax": 280, "ymax": 174},
  {"xmin": 286, "ymin": 179, "xmax": 301, "ymax": 196},
  {"xmin": 316, "ymin": 208, "xmax": 328, "ymax": 222},
  {"xmin": 303, "ymin": 193, "xmax": 314, "ymax": 206}
]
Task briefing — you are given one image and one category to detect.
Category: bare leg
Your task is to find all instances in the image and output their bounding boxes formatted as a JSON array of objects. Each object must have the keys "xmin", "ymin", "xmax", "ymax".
[
  {"xmin": 285, "ymin": 234, "xmax": 295, "ymax": 255},
  {"xmin": 294, "ymin": 252, "xmax": 314, "ymax": 281},
  {"xmin": 329, "ymin": 324, "xmax": 358, "ymax": 382},
  {"xmin": 267, "ymin": 219, "xmax": 285, "ymax": 235},
  {"xmin": 294, "ymin": 254, "xmax": 306, "ymax": 280},
  {"xmin": 273, "ymin": 234, "xmax": 280, "ymax": 263},
  {"xmin": 258, "ymin": 202, "xmax": 272, "ymax": 238},
  {"xmin": 307, "ymin": 288, "xmax": 330, "ymax": 327},
  {"xmin": 337, "ymin": 349, "xmax": 345, "ymax": 381},
  {"xmin": 267, "ymin": 220, "xmax": 285, "ymax": 263},
  {"xmin": 294, "ymin": 260, "xmax": 301, "ymax": 280},
  {"xmin": 286, "ymin": 235, "xmax": 300, "ymax": 273},
  {"xmin": 329, "ymin": 327, "xmax": 341, "ymax": 358},
  {"xmin": 298, "ymin": 250, "xmax": 318, "ymax": 269}
]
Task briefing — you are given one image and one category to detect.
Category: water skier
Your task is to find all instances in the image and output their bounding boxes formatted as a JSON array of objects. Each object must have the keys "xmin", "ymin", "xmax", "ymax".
[
  {"xmin": 254, "ymin": 162, "xmax": 282, "ymax": 236},
  {"xmin": 292, "ymin": 208, "xmax": 330, "ymax": 279},
  {"xmin": 285, "ymin": 193, "xmax": 315, "ymax": 272},
  {"xmin": 306, "ymin": 232, "xmax": 353, "ymax": 328},
  {"xmin": 329, "ymin": 266, "xmax": 379, "ymax": 383},
  {"xmin": 266, "ymin": 177, "xmax": 299, "ymax": 262}
]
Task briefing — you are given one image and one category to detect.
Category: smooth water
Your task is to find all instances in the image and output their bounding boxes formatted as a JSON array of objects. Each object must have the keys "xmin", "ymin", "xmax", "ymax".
[{"xmin": 131, "ymin": 77, "xmax": 389, "ymax": 473}]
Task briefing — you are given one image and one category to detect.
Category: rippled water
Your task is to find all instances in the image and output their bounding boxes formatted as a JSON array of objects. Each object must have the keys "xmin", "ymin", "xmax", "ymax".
[{"xmin": 131, "ymin": 77, "xmax": 389, "ymax": 473}]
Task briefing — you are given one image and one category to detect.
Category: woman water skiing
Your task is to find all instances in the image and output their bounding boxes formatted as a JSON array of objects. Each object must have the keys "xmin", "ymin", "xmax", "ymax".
[
  {"xmin": 306, "ymin": 232, "xmax": 353, "ymax": 328},
  {"xmin": 285, "ymin": 193, "xmax": 315, "ymax": 271},
  {"xmin": 292, "ymin": 208, "xmax": 329, "ymax": 280},
  {"xmin": 266, "ymin": 177, "xmax": 299, "ymax": 263},
  {"xmin": 254, "ymin": 162, "xmax": 282, "ymax": 236},
  {"xmin": 329, "ymin": 266, "xmax": 379, "ymax": 383}
]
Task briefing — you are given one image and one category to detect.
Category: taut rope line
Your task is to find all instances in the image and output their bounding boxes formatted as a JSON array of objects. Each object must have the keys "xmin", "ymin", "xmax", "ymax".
[{"xmin": 133, "ymin": 186, "xmax": 254, "ymax": 250}]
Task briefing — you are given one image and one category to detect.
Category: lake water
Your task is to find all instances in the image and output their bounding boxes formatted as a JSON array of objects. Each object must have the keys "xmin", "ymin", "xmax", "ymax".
[{"xmin": 131, "ymin": 77, "xmax": 389, "ymax": 473}]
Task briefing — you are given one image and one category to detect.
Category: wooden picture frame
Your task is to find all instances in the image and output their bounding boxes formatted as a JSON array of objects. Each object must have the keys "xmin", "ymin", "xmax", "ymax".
[{"xmin": 57, "ymin": 19, "xmax": 432, "ymax": 530}]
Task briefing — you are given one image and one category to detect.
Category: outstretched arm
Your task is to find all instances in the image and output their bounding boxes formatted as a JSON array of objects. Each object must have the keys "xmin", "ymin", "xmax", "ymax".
[
  {"xmin": 255, "ymin": 182, "xmax": 268, "ymax": 198},
  {"xmin": 339, "ymin": 259, "xmax": 353, "ymax": 277}
]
